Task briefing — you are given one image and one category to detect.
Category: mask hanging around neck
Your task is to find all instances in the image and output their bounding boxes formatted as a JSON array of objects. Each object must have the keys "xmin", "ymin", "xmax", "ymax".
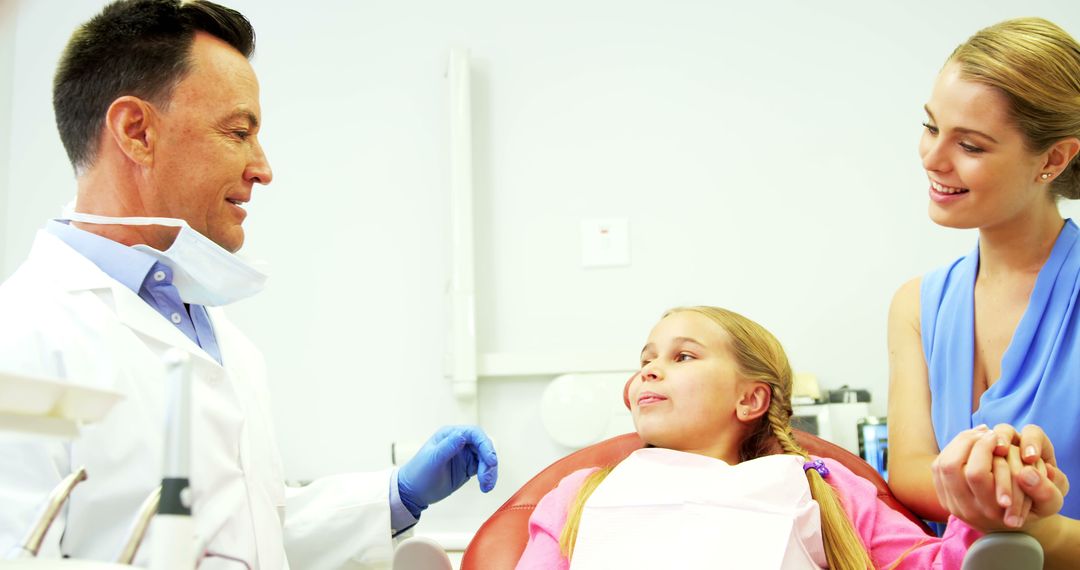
[{"xmin": 60, "ymin": 202, "xmax": 268, "ymax": 306}]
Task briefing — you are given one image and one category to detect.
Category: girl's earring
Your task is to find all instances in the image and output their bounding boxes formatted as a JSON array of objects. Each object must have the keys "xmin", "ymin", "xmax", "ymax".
[{"xmin": 1041, "ymin": 172, "xmax": 1052, "ymax": 180}]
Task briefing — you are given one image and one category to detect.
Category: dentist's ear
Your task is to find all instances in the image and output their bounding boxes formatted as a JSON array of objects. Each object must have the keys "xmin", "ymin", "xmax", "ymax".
[
  {"xmin": 104, "ymin": 96, "xmax": 157, "ymax": 166},
  {"xmin": 737, "ymin": 382, "xmax": 771, "ymax": 423}
]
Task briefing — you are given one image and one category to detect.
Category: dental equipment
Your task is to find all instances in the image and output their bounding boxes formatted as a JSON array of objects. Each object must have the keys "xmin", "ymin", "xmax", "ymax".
[
  {"xmin": 151, "ymin": 349, "xmax": 195, "ymax": 570},
  {"xmin": 115, "ymin": 486, "xmax": 161, "ymax": 564},
  {"xmin": 8, "ymin": 467, "xmax": 89, "ymax": 559}
]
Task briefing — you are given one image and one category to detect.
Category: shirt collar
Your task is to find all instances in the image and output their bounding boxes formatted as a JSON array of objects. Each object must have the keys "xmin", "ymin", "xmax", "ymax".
[{"xmin": 45, "ymin": 220, "xmax": 159, "ymax": 294}]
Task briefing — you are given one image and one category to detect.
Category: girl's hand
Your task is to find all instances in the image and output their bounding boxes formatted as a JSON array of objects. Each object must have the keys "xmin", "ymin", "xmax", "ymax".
[{"xmin": 933, "ymin": 426, "xmax": 1012, "ymax": 530}]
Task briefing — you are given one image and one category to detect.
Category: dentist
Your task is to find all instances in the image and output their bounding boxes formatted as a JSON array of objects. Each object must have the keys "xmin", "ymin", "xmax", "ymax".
[{"xmin": 0, "ymin": 1, "xmax": 497, "ymax": 568}]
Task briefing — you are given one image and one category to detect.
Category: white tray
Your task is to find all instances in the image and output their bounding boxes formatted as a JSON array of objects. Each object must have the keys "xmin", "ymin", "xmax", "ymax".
[{"xmin": 0, "ymin": 370, "xmax": 123, "ymax": 438}]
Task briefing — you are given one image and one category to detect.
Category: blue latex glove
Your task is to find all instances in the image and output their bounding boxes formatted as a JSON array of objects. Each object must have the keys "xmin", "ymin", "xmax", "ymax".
[{"xmin": 398, "ymin": 425, "xmax": 498, "ymax": 518}]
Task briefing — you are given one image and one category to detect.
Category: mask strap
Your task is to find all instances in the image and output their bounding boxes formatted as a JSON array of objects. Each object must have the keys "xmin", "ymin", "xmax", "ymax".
[{"xmin": 62, "ymin": 203, "xmax": 185, "ymax": 228}]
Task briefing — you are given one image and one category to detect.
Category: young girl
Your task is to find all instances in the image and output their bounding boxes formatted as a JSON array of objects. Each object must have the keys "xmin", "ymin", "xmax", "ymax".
[{"xmin": 516, "ymin": 306, "xmax": 1014, "ymax": 569}]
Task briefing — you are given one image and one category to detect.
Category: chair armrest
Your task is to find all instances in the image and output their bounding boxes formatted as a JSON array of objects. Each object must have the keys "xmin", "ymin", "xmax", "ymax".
[
  {"xmin": 393, "ymin": 536, "xmax": 454, "ymax": 570},
  {"xmin": 961, "ymin": 532, "xmax": 1043, "ymax": 570}
]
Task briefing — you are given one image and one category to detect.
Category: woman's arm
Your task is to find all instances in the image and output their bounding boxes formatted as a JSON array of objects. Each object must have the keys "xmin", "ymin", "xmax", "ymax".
[
  {"xmin": 886, "ymin": 277, "xmax": 950, "ymax": 522},
  {"xmin": 1028, "ymin": 515, "xmax": 1080, "ymax": 569}
]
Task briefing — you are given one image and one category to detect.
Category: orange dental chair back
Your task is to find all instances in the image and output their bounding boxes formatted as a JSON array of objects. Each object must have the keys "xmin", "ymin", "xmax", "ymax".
[{"xmin": 460, "ymin": 429, "xmax": 932, "ymax": 569}]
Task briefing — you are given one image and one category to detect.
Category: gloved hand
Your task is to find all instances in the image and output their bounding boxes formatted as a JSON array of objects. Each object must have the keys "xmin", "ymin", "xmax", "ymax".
[{"xmin": 398, "ymin": 425, "xmax": 498, "ymax": 518}]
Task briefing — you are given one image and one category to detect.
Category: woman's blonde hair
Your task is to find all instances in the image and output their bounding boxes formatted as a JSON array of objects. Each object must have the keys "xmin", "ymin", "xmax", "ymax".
[
  {"xmin": 949, "ymin": 17, "xmax": 1080, "ymax": 200},
  {"xmin": 559, "ymin": 306, "xmax": 875, "ymax": 569}
]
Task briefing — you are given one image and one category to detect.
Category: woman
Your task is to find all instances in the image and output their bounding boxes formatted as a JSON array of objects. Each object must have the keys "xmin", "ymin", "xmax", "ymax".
[
  {"xmin": 887, "ymin": 16, "xmax": 1077, "ymax": 568},
  {"xmin": 517, "ymin": 306, "xmax": 1010, "ymax": 569}
]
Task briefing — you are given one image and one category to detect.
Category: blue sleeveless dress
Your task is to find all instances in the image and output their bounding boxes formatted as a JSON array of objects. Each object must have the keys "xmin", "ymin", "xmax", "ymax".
[{"xmin": 921, "ymin": 219, "xmax": 1080, "ymax": 518}]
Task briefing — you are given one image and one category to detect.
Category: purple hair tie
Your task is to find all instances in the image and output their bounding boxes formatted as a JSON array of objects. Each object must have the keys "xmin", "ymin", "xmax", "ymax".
[{"xmin": 803, "ymin": 459, "xmax": 830, "ymax": 478}]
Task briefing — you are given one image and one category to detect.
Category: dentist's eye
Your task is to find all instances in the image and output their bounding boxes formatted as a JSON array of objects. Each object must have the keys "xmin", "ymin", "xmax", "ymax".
[{"xmin": 232, "ymin": 130, "xmax": 251, "ymax": 141}]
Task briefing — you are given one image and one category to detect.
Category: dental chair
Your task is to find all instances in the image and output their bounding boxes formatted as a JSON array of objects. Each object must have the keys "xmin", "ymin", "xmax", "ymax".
[
  {"xmin": 461, "ymin": 429, "xmax": 1044, "ymax": 569},
  {"xmin": 460, "ymin": 428, "xmax": 934, "ymax": 569},
  {"xmin": 461, "ymin": 368, "xmax": 1043, "ymax": 569}
]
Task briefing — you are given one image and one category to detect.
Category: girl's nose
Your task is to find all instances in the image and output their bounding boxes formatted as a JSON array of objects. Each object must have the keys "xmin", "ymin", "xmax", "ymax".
[{"xmin": 640, "ymin": 365, "xmax": 662, "ymax": 382}]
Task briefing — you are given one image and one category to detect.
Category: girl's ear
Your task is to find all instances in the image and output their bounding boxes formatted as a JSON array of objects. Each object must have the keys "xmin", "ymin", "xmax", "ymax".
[{"xmin": 737, "ymin": 382, "xmax": 771, "ymax": 423}]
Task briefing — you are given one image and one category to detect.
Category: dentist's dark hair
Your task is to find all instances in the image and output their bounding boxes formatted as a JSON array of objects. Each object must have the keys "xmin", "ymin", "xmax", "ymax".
[{"xmin": 53, "ymin": 0, "xmax": 255, "ymax": 173}]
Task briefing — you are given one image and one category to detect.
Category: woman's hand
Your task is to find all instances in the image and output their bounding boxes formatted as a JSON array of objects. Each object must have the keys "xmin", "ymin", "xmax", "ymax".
[
  {"xmin": 991, "ymin": 424, "xmax": 1070, "ymax": 524},
  {"xmin": 932, "ymin": 424, "xmax": 1068, "ymax": 531}
]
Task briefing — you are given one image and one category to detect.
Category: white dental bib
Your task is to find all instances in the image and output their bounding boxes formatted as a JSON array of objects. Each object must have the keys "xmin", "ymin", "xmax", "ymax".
[{"xmin": 570, "ymin": 448, "xmax": 827, "ymax": 570}]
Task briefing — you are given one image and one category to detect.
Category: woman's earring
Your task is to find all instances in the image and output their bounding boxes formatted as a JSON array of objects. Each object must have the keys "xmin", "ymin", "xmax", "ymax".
[{"xmin": 1041, "ymin": 172, "xmax": 1053, "ymax": 180}]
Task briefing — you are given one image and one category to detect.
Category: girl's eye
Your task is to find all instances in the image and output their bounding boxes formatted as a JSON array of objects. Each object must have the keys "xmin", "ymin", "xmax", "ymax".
[
  {"xmin": 675, "ymin": 353, "xmax": 694, "ymax": 362},
  {"xmin": 922, "ymin": 122, "xmax": 939, "ymax": 135},
  {"xmin": 959, "ymin": 142, "xmax": 984, "ymax": 153},
  {"xmin": 640, "ymin": 359, "xmax": 652, "ymax": 368}
]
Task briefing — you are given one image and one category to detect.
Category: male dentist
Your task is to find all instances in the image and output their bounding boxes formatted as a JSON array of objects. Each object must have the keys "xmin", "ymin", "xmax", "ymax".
[{"xmin": 0, "ymin": 1, "xmax": 496, "ymax": 567}]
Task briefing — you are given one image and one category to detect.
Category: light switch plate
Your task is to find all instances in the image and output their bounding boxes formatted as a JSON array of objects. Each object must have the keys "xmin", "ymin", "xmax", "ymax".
[{"xmin": 580, "ymin": 218, "xmax": 629, "ymax": 268}]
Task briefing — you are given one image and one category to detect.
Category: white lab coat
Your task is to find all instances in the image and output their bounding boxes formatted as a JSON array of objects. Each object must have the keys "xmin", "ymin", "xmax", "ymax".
[{"xmin": 0, "ymin": 230, "xmax": 395, "ymax": 569}]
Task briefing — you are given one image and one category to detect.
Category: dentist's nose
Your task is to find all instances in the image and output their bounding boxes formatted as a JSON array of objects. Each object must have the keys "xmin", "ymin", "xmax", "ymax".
[{"xmin": 246, "ymin": 140, "xmax": 273, "ymax": 186}]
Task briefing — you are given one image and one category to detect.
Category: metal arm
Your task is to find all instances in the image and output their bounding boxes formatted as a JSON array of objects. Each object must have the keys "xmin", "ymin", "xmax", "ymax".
[
  {"xmin": 115, "ymin": 485, "xmax": 162, "ymax": 564},
  {"xmin": 12, "ymin": 466, "xmax": 89, "ymax": 558}
]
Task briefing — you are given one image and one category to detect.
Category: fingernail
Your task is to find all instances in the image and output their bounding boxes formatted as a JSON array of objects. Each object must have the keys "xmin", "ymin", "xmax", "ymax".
[
  {"xmin": 1025, "ymin": 445, "xmax": 1037, "ymax": 459},
  {"xmin": 1023, "ymin": 470, "xmax": 1039, "ymax": 486},
  {"xmin": 1006, "ymin": 515, "xmax": 1022, "ymax": 528},
  {"xmin": 974, "ymin": 424, "xmax": 989, "ymax": 431},
  {"xmin": 999, "ymin": 494, "xmax": 1011, "ymax": 508}
]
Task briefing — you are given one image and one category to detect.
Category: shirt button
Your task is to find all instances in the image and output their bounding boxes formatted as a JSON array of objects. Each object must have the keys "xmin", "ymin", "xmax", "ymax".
[
  {"xmin": 170, "ymin": 312, "xmax": 182, "ymax": 324},
  {"xmin": 153, "ymin": 270, "xmax": 166, "ymax": 282}
]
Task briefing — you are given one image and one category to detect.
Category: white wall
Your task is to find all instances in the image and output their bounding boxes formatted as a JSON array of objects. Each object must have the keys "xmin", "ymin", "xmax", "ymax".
[
  {"xmin": 0, "ymin": 0, "xmax": 17, "ymax": 275},
  {"xmin": 4, "ymin": 0, "xmax": 1080, "ymax": 541}
]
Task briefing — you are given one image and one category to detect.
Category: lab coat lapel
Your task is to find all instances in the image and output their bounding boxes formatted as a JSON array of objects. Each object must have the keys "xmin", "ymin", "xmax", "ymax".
[
  {"xmin": 35, "ymin": 230, "xmax": 219, "ymax": 368},
  {"xmin": 110, "ymin": 287, "xmax": 219, "ymax": 367}
]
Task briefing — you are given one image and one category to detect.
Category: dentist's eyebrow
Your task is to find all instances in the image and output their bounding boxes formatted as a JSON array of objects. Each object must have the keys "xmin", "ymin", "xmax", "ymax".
[
  {"xmin": 220, "ymin": 109, "xmax": 259, "ymax": 129},
  {"xmin": 924, "ymin": 106, "xmax": 999, "ymax": 144}
]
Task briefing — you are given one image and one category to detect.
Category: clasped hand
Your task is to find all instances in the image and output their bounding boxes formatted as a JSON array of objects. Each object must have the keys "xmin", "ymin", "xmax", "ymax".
[
  {"xmin": 932, "ymin": 423, "xmax": 1069, "ymax": 532},
  {"xmin": 397, "ymin": 425, "xmax": 498, "ymax": 518}
]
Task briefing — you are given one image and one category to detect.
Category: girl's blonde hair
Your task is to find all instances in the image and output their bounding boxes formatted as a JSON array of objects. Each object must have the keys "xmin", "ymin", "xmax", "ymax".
[
  {"xmin": 949, "ymin": 17, "xmax": 1080, "ymax": 200},
  {"xmin": 559, "ymin": 306, "xmax": 874, "ymax": 570}
]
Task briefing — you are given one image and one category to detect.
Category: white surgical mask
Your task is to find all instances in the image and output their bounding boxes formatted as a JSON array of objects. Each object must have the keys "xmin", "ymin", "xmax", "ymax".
[{"xmin": 61, "ymin": 204, "xmax": 268, "ymax": 306}]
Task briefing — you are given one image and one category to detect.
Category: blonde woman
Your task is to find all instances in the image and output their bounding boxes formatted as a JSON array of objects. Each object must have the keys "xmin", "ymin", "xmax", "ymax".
[
  {"xmin": 516, "ymin": 307, "xmax": 1001, "ymax": 570},
  {"xmin": 888, "ymin": 17, "xmax": 1077, "ymax": 567}
]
